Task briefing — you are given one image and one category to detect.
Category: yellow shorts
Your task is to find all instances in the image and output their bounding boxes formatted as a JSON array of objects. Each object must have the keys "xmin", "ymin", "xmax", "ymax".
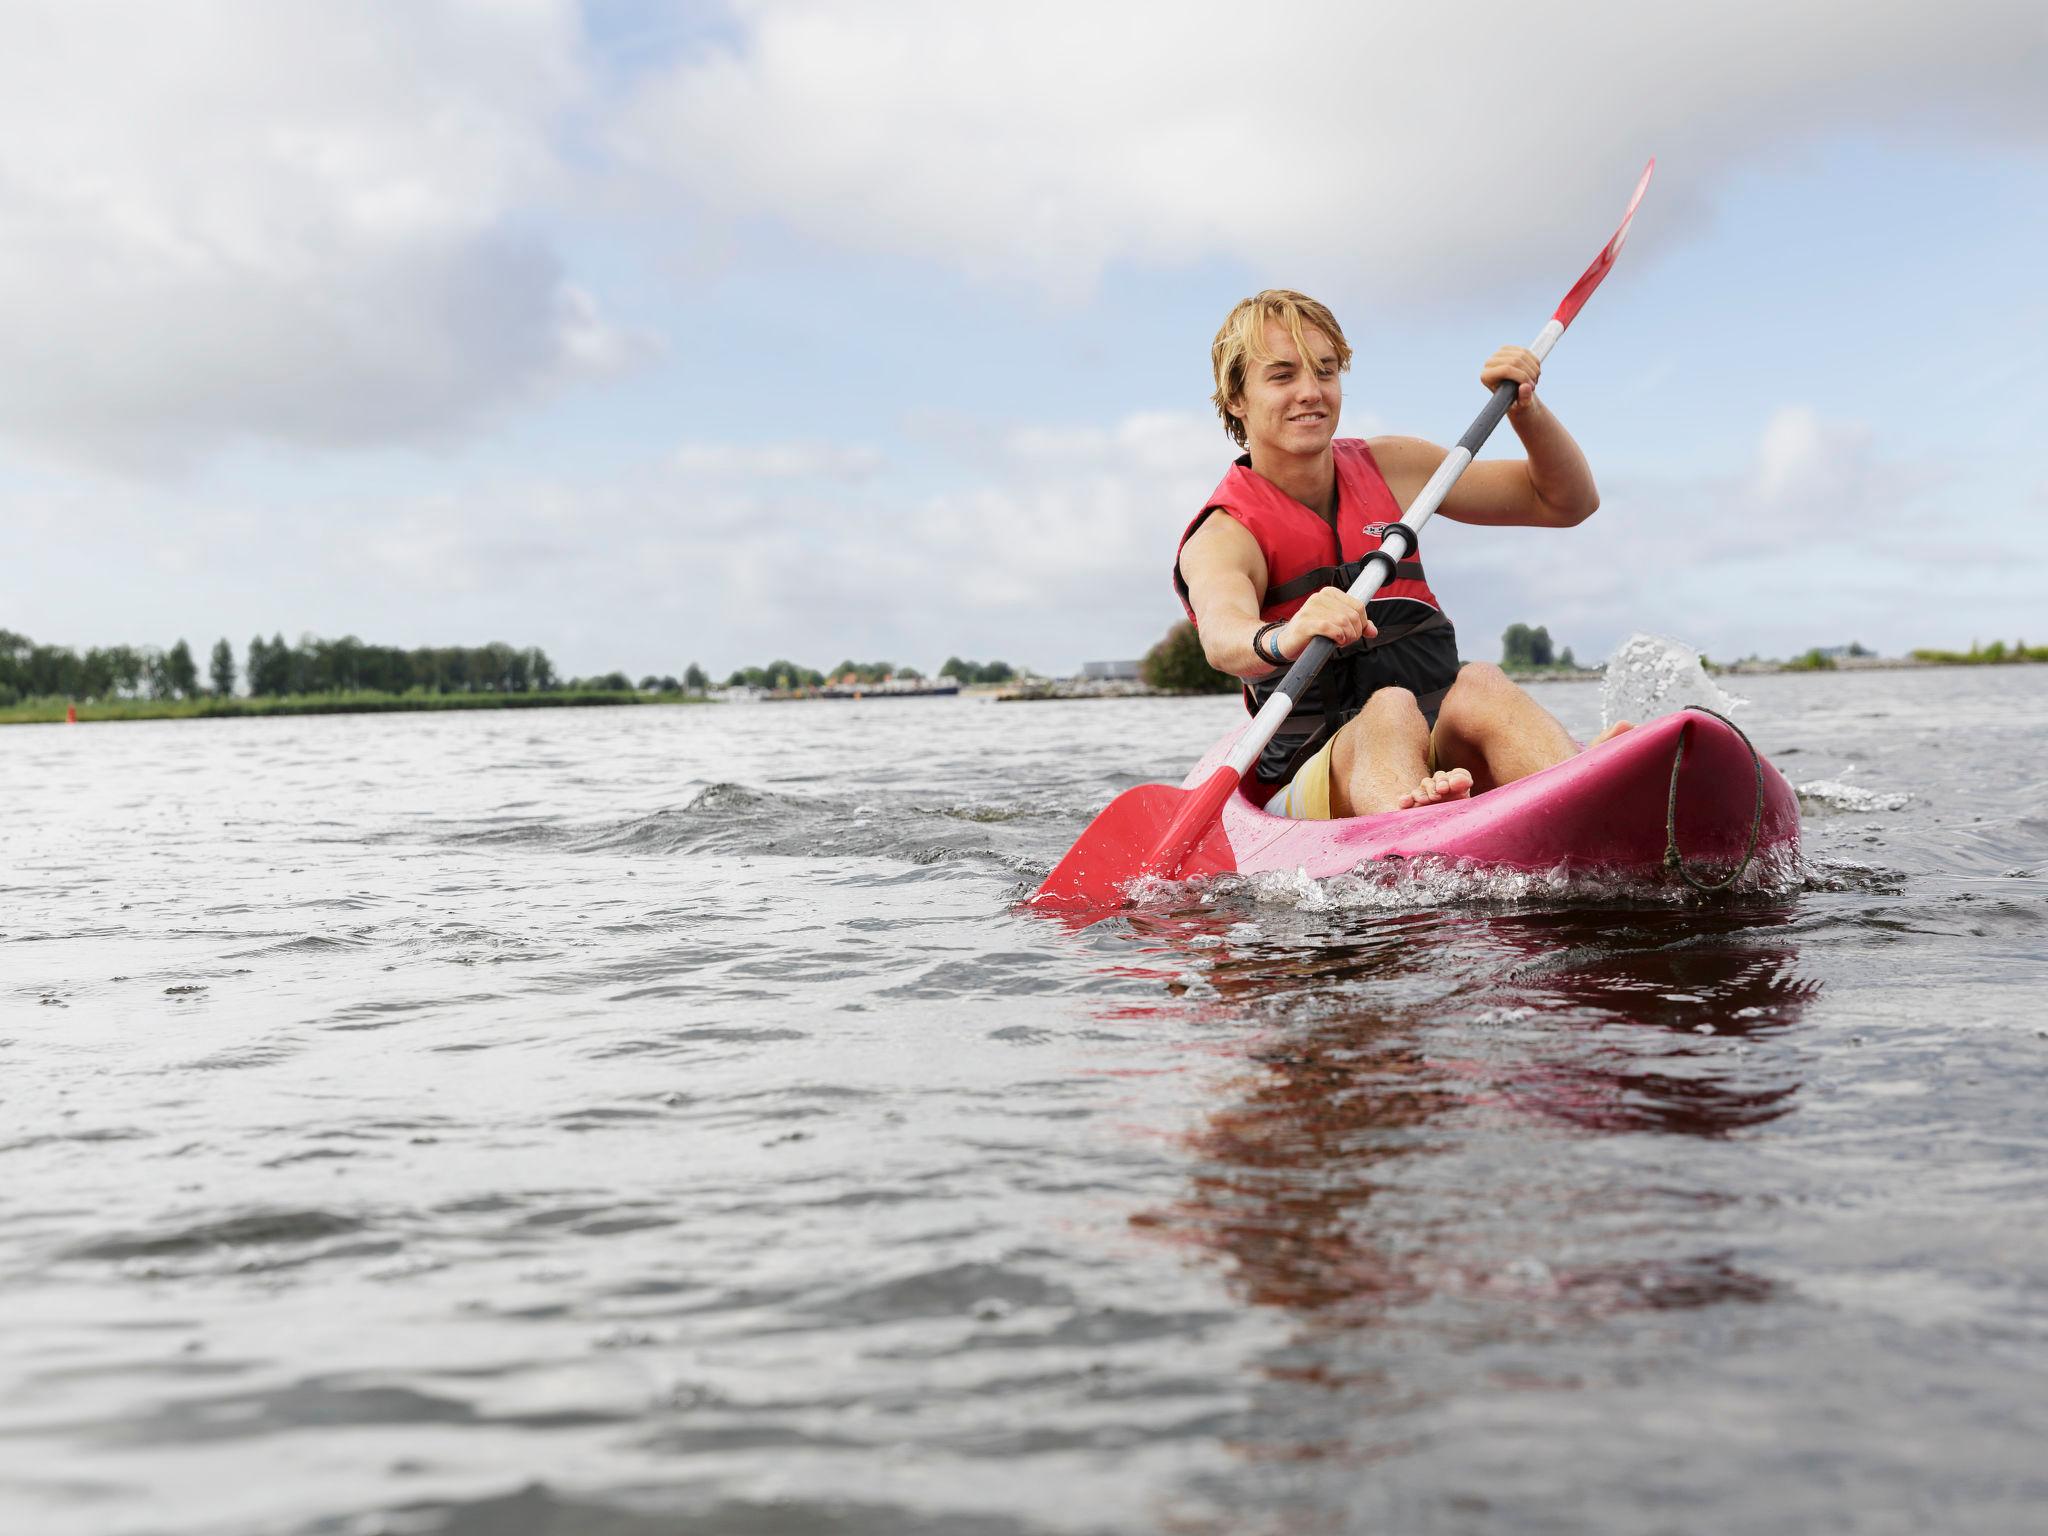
[
  {"xmin": 1268, "ymin": 736, "xmax": 1338, "ymax": 820},
  {"xmin": 1267, "ymin": 733, "xmax": 1443, "ymax": 820}
]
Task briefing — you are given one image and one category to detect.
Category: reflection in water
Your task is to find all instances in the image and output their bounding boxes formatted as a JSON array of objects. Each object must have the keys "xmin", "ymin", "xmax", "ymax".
[{"xmin": 1117, "ymin": 900, "xmax": 1818, "ymax": 1501}]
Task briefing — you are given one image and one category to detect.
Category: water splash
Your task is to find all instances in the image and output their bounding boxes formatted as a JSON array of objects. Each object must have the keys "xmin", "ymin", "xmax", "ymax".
[
  {"xmin": 1127, "ymin": 845, "xmax": 1805, "ymax": 912},
  {"xmin": 1601, "ymin": 632, "xmax": 1748, "ymax": 731}
]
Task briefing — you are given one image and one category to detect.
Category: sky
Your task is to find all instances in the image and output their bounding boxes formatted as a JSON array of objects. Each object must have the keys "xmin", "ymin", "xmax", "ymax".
[{"xmin": 3, "ymin": 0, "xmax": 2045, "ymax": 679}]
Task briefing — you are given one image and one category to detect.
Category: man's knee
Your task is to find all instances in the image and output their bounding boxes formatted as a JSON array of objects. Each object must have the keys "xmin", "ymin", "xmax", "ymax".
[
  {"xmin": 1440, "ymin": 663, "xmax": 1515, "ymax": 728},
  {"xmin": 1332, "ymin": 687, "xmax": 1425, "ymax": 763},
  {"xmin": 1453, "ymin": 661, "xmax": 1512, "ymax": 696},
  {"xmin": 1357, "ymin": 684, "xmax": 1422, "ymax": 725}
]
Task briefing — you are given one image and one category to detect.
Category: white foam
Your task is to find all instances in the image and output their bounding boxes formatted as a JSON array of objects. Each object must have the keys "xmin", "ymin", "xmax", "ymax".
[
  {"xmin": 1126, "ymin": 845, "xmax": 1805, "ymax": 912},
  {"xmin": 1796, "ymin": 778, "xmax": 1910, "ymax": 814}
]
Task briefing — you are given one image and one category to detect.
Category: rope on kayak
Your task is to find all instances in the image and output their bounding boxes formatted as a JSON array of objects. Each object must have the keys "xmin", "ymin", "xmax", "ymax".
[{"xmin": 1663, "ymin": 707, "xmax": 1764, "ymax": 894}]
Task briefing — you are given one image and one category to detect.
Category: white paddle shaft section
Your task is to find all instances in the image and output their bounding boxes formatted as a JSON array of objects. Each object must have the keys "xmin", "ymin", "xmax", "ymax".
[{"xmin": 1220, "ymin": 316, "xmax": 1568, "ymax": 783}]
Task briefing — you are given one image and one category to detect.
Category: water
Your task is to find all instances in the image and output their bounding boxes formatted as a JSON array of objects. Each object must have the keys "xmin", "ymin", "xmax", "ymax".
[
  {"xmin": 3, "ymin": 669, "xmax": 2044, "ymax": 1535},
  {"xmin": 1600, "ymin": 631, "xmax": 1748, "ymax": 730}
]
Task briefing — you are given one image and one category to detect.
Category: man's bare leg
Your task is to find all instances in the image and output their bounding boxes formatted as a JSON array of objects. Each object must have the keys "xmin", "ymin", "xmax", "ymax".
[
  {"xmin": 1431, "ymin": 662, "xmax": 1633, "ymax": 794},
  {"xmin": 1327, "ymin": 687, "xmax": 1473, "ymax": 815}
]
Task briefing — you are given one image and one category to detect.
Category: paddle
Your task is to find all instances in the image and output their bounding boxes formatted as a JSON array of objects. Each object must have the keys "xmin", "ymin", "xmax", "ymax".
[{"xmin": 1031, "ymin": 160, "xmax": 1655, "ymax": 913}]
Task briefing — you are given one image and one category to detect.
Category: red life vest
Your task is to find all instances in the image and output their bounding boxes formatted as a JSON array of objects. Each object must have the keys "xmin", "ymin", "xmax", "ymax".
[{"xmin": 1173, "ymin": 438, "xmax": 1461, "ymax": 794}]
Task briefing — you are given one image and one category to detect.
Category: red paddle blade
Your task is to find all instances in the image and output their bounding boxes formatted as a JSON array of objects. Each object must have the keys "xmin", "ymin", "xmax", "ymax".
[
  {"xmin": 1030, "ymin": 765, "xmax": 1240, "ymax": 913},
  {"xmin": 1553, "ymin": 158, "xmax": 1654, "ymax": 329}
]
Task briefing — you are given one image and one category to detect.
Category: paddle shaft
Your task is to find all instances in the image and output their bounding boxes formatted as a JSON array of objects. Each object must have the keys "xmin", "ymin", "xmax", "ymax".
[{"xmin": 1221, "ymin": 317, "xmax": 1567, "ymax": 778}]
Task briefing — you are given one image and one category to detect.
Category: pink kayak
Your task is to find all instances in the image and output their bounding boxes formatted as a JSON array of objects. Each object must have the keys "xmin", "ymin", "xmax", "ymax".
[{"xmin": 1160, "ymin": 707, "xmax": 1800, "ymax": 889}]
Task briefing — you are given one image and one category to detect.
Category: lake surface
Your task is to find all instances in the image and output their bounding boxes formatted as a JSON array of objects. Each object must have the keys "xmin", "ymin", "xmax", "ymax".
[{"xmin": 3, "ymin": 668, "xmax": 2044, "ymax": 1535}]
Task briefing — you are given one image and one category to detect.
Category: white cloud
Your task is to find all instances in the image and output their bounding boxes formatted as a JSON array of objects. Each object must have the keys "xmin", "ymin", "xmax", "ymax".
[
  {"xmin": 1431, "ymin": 403, "xmax": 2001, "ymax": 661},
  {"xmin": 1749, "ymin": 407, "xmax": 1884, "ymax": 522},
  {"xmin": 0, "ymin": 1, "xmax": 627, "ymax": 472},
  {"xmin": 673, "ymin": 440, "xmax": 884, "ymax": 480},
  {"xmin": 615, "ymin": 0, "xmax": 2048, "ymax": 297},
  {"xmin": 7, "ymin": 398, "xmax": 2043, "ymax": 675}
]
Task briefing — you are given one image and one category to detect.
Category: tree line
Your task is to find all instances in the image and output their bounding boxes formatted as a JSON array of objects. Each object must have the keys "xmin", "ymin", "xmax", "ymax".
[
  {"xmin": 719, "ymin": 657, "xmax": 1019, "ymax": 690},
  {"xmin": 0, "ymin": 628, "xmax": 604, "ymax": 706},
  {"xmin": 1500, "ymin": 623, "xmax": 1578, "ymax": 670}
]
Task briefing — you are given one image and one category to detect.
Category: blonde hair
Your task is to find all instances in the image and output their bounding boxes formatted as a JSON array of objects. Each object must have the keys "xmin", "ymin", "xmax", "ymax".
[{"xmin": 1210, "ymin": 290, "xmax": 1352, "ymax": 448}]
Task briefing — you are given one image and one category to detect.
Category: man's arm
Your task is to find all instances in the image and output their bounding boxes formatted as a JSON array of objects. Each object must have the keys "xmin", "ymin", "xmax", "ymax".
[
  {"xmin": 1177, "ymin": 512, "xmax": 1375, "ymax": 677},
  {"xmin": 1370, "ymin": 346, "xmax": 1600, "ymax": 529}
]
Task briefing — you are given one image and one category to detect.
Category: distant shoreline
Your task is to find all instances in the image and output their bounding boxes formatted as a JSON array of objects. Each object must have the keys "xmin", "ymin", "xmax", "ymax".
[
  {"xmin": 9, "ymin": 656, "xmax": 2041, "ymax": 724},
  {"xmin": 0, "ymin": 690, "xmax": 713, "ymax": 726}
]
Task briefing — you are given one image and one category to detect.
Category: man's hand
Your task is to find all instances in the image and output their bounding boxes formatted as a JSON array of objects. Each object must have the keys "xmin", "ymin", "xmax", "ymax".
[
  {"xmin": 1278, "ymin": 587, "xmax": 1376, "ymax": 659},
  {"xmin": 1481, "ymin": 345, "xmax": 1542, "ymax": 411}
]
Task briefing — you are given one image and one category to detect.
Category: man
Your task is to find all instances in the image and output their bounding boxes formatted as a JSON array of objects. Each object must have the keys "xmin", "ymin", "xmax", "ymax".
[{"xmin": 1174, "ymin": 289, "xmax": 1629, "ymax": 818}]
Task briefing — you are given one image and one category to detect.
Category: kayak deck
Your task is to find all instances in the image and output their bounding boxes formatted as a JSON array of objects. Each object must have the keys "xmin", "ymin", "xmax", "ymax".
[{"xmin": 1174, "ymin": 708, "xmax": 1800, "ymax": 885}]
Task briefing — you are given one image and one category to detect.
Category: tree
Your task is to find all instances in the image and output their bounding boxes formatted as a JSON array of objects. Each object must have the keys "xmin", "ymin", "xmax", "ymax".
[
  {"xmin": 1142, "ymin": 620, "xmax": 1236, "ymax": 693},
  {"xmin": 1501, "ymin": 624, "xmax": 1555, "ymax": 669},
  {"xmin": 164, "ymin": 640, "xmax": 200, "ymax": 699},
  {"xmin": 683, "ymin": 662, "xmax": 709, "ymax": 692},
  {"xmin": 209, "ymin": 639, "xmax": 237, "ymax": 696},
  {"xmin": 981, "ymin": 659, "xmax": 1015, "ymax": 683}
]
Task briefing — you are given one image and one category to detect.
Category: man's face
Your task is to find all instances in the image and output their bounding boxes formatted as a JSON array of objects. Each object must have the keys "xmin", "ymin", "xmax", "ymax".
[{"xmin": 1231, "ymin": 322, "xmax": 1342, "ymax": 458}]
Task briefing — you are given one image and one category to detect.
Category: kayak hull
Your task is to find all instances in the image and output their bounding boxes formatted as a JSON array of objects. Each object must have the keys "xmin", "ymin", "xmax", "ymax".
[{"xmin": 1177, "ymin": 708, "xmax": 1799, "ymax": 884}]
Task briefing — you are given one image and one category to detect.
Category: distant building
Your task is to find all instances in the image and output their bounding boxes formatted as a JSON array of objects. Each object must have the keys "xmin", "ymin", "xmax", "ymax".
[{"xmin": 1080, "ymin": 659, "xmax": 1141, "ymax": 681}]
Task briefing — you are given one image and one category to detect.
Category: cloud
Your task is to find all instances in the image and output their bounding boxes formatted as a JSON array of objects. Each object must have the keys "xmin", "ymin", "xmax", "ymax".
[
  {"xmin": 8, "ymin": 394, "xmax": 2043, "ymax": 675},
  {"xmin": 0, "ymin": 1, "xmax": 628, "ymax": 472},
  {"xmin": 615, "ymin": 0, "xmax": 2048, "ymax": 298},
  {"xmin": 1432, "ymin": 403, "xmax": 1995, "ymax": 660},
  {"xmin": 673, "ymin": 440, "xmax": 884, "ymax": 480}
]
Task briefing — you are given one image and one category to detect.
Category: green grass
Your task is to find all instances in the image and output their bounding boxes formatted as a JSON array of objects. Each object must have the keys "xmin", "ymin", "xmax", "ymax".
[
  {"xmin": 1908, "ymin": 640, "xmax": 2048, "ymax": 666},
  {"xmin": 0, "ymin": 690, "xmax": 716, "ymax": 726}
]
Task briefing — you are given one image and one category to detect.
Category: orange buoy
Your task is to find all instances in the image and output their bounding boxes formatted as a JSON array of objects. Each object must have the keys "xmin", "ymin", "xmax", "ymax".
[{"xmin": 66, "ymin": 704, "xmax": 78, "ymax": 724}]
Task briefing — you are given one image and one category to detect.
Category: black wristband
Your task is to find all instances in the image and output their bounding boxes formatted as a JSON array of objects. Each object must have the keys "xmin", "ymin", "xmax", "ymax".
[{"xmin": 1251, "ymin": 622, "xmax": 1289, "ymax": 669}]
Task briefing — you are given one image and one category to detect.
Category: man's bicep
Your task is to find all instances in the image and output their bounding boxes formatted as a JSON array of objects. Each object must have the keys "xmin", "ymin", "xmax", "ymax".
[
  {"xmin": 1367, "ymin": 435, "xmax": 1450, "ymax": 511},
  {"xmin": 1178, "ymin": 515, "xmax": 1265, "ymax": 624},
  {"xmin": 1436, "ymin": 458, "xmax": 1553, "ymax": 527}
]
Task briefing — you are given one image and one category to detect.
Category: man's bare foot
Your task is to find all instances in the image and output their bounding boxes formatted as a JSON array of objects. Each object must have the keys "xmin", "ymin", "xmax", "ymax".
[
  {"xmin": 1588, "ymin": 720, "xmax": 1635, "ymax": 748},
  {"xmin": 1396, "ymin": 767, "xmax": 1474, "ymax": 810}
]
